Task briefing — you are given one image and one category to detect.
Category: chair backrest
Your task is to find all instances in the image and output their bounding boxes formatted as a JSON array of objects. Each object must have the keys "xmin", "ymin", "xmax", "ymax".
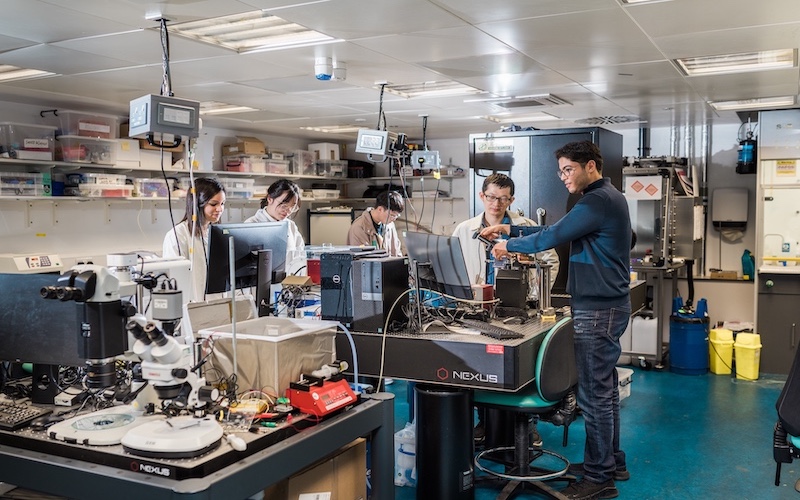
[
  {"xmin": 535, "ymin": 317, "xmax": 578, "ymax": 404},
  {"xmin": 776, "ymin": 340, "xmax": 800, "ymax": 436}
]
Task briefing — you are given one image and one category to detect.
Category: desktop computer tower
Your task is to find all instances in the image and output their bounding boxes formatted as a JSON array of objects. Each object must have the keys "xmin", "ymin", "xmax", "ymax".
[{"xmin": 321, "ymin": 254, "xmax": 408, "ymax": 332}]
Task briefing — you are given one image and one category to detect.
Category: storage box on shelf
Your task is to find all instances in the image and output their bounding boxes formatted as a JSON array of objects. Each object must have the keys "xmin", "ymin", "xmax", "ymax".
[
  {"xmin": 133, "ymin": 178, "xmax": 170, "ymax": 198},
  {"xmin": 55, "ymin": 136, "xmax": 116, "ymax": 165},
  {"xmin": 58, "ymin": 111, "xmax": 119, "ymax": 139},
  {"xmin": 308, "ymin": 142, "xmax": 342, "ymax": 161},
  {"xmin": 222, "ymin": 155, "xmax": 259, "ymax": 173},
  {"xmin": 219, "ymin": 177, "xmax": 256, "ymax": 199},
  {"xmin": 221, "ymin": 137, "xmax": 266, "ymax": 156},
  {"xmin": 66, "ymin": 173, "xmax": 127, "ymax": 186},
  {"xmin": 0, "ymin": 172, "xmax": 49, "ymax": 196},
  {"xmin": 315, "ymin": 159, "xmax": 346, "ymax": 178},
  {"xmin": 76, "ymin": 184, "xmax": 133, "ymax": 198},
  {"xmin": 289, "ymin": 150, "xmax": 315, "ymax": 176},
  {"xmin": 0, "ymin": 123, "xmax": 57, "ymax": 161},
  {"xmin": 113, "ymin": 139, "xmax": 141, "ymax": 168}
]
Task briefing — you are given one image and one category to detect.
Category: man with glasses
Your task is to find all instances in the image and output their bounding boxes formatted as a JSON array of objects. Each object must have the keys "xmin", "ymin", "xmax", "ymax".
[
  {"xmin": 453, "ymin": 172, "xmax": 559, "ymax": 290},
  {"xmin": 347, "ymin": 190, "xmax": 404, "ymax": 257},
  {"xmin": 481, "ymin": 141, "xmax": 631, "ymax": 500},
  {"xmin": 453, "ymin": 172, "xmax": 559, "ymax": 445}
]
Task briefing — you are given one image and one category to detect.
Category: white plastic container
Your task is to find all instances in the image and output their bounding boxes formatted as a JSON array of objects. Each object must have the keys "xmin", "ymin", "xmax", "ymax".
[
  {"xmin": 77, "ymin": 184, "xmax": 133, "ymax": 198},
  {"xmin": 58, "ymin": 111, "xmax": 120, "ymax": 139},
  {"xmin": 56, "ymin": 135, "xmax": 116, "ymax": 164},
  {"xmin": 617, "ymin": 366, "xmax": 633, "ymax": 401},
  {"xmin": 133, "ymin": 178, "xmax": 170, "ymax": 198},
  {"xmin": 0, "ymin": 172, "xmax": 48, "ymax": 196}
]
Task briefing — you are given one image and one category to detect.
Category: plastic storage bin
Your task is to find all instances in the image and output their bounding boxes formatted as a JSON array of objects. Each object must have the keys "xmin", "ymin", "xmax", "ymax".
[
  {"xmin": 66, "ymin": 173, "xmax": 127, "ymax": 185},
  {"xmin": 290, "ymin": 150, "xmax": 315, "ymax": 175},
  {"xmin": 77, "ymin": 184, "xmax": 133, "ymax": 198},
  {"xmin": 219, "ymin": 177, "xmax": 256, "ymax": 199},
  {"xmin": 734, "ymin": 332, "xmax": 762, "ymax": 381},
  {"xmin": 133, "ymin": 178, "xmax": 169, "ymax": 198},
  {"xmin": 308, "ymin": 142, "xmax": 341, "ymax": 161},
  {"xmin": 315, "ymin": 159, "xmax": 346, "ymax": 177},
  {"xmin": 0, "ymin": 123, "xmax": 56, "ymax": 161},
  {"xmin": 58, "ymin": 111, "xmax": 119, "ymax": 139},
  {"xmin": 0, "ymin": 172, "xmax": 48, "ymax": 196},
  {"xmin": 709, "ymin": 328, "xmax": 734, "ymax": 375},
  {"xmin": 56, "ymin": 136, "xmax": 116, "ymax": 164}
]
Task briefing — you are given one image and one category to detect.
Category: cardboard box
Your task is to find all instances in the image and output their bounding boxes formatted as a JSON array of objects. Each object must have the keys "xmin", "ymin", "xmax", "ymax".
[
  {"xmin": 222, "ymin": 136, "xmax": 266, "ymax": 156},
  {"xmin": 710, "ymin": 270, "xmax": 738, "ymax": 280},
  {"xmin": 264, "ymin": 438, "xmax": 367, "ymax": 500}
]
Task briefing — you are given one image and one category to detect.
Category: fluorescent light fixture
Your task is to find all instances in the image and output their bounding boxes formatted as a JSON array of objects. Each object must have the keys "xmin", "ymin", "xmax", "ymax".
[
  {"xmin": 676, "ymin": 49, "xmax": 796, "ymax": 76},
  {"xmin": 384, "ymin": 81, "xmax": 482, "ymax": 99},
  {"xmin": 481, "ymin": 112, "xmax": 558, "ymax": 124},
  {"xmin": 199, "ymin": 101, "xmax": 257, "ymax": 115},
  {"xmin": 300, "ymin": 125, "xmax": 367, "ymax": 134},
  {"xmin": 0, "ymin": 65, "xmax": 55, "ymax": 82},
  {"xmin": 170, "ymin": 10, "xmax": 335, "ymax": 53},
  {"xmin": 621, "ymin": 0, "xmax": 671, "ymax": 4},
  {"xmin": 709, "ymin": 95, "xmax": 796, "ymax": 111}
]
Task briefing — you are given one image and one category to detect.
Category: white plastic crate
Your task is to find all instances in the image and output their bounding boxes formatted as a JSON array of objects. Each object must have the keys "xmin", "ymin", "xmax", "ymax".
[{"xmin": 617, "ymin": 366, "xmax": 633, "ymax": 401}]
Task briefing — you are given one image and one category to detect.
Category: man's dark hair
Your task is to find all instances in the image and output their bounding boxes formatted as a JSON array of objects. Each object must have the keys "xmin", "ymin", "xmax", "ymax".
[
  {"xmin": 376, "ymin": 190, "xmax": 404, "ymax": 213},
  {"xmin": 555, "ymin": 141, "xmax": 604, "ymax": 172},
  {"xmin": 482, "ymin": 173, "xmax": 515, "ymax": 196}
]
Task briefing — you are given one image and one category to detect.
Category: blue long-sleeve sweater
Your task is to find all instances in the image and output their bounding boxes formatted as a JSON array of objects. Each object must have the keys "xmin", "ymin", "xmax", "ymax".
[{"xmin": 506, "ymin": 178, "xmax": 631, "ymax": 310}]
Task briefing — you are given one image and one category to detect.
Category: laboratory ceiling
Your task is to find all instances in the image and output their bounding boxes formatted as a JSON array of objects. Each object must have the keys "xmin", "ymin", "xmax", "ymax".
[{"xmin": 0, "ymin": 0, "xmax": 797, "ymax": 141}]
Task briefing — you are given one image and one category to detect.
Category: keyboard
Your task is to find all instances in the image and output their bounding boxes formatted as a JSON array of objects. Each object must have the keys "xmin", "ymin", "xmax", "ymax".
[
  {"xmin": 456, "ymin": 318, "xmax": 524, "ymax": 340},
  {"xmin": 0, "ymin": 401, "xmax": 52, "ymax": 431}
]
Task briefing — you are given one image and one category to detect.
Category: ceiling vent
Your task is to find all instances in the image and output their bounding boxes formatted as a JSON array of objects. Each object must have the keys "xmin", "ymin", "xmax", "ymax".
[
  {"xmin": 574, "ymin": 115, "xmax": 641, "ymax": 125},
  {"xmin": 493, "ymin": 94, "xmax": 571, "ymax": 109}
]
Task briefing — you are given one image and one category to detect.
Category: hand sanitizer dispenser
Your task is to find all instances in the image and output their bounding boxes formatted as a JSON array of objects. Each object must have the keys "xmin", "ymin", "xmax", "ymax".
[{"xmin": 712, "ymin": 188, "xmax": 748, "ymax": 231}]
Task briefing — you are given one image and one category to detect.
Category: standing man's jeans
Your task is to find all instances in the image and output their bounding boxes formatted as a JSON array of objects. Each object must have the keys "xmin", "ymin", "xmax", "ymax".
[{"xmin": 572, "ymin": 301, "xmax": 631, "ymax": 483}]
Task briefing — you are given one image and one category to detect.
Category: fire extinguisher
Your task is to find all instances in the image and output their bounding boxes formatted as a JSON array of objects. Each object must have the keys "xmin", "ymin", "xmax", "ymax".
[{"xmin": 736, "ymin": 130, "xmax": 757, "ymax": 174}]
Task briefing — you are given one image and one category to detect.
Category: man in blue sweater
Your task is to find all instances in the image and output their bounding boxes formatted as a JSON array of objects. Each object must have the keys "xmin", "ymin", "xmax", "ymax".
[{"xmin": 481, "ymin": 140, "xmax": 631, "ymax": 500}]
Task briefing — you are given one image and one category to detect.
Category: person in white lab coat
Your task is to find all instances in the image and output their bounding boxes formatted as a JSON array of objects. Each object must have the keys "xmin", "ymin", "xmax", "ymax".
[
  {"xmin": 452, "ymin": 172, "xmax": 559, "ymax": 291},
  {"xmin": 162, "ymin": 177, "xmax": 226, "ymax": 301},
  {"xmin": 245, "ymin": 179, "xmax": 307, "ymax": 276}
]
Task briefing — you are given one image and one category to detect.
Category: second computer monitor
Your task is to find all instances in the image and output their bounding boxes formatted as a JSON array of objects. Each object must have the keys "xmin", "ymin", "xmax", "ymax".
[
  {"xmin": 405, "ymin": 231, "xmax": 473, "ymax": 300},
  {"xmin": 206, "ymin": 221, "xmax": 288, "ymax": 295}
]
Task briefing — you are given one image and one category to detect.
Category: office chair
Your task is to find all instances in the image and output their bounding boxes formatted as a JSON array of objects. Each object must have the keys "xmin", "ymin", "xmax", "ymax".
[
  {"xmin": 473, "ymin": 316, "xmax": 578, "ymax": 499},
  {"xmin": 773, "ymin": 341, "xmax": 800, "ymax": 491}
]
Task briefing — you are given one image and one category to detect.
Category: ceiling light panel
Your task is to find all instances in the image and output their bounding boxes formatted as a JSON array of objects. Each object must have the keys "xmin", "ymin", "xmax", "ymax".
[
  {"xmin": 383, "ymin": 81, "xmax": 483, "ymax": 99},
  {"xmin": 199, "ymin": 101, "xmax": 258, "ymax": 115},
  {"xmin": 709, "ymin": 95, "xmax": 796, "ymax": 111},
  {"xmin": 0, "ymin": 64, "xmax": 55, "ymax": 82},
  {"xmin": 676, "ymin": 49, "xmax": 796, "ymax": 76},
  {"xmin": 170, "ymin": 10, "xmax": 334, "ymax": 53}
]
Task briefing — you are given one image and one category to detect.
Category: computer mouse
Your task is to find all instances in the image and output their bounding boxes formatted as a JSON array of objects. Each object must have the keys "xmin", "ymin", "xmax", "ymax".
[{"xmin": 29, "ymin": 414, "xmax": 64, "ymax": 431}]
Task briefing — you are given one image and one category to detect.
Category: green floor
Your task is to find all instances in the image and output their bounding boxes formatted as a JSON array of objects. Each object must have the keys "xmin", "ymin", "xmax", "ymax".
[{"xmin": 386, "ymin": 368, "xmax": 795, "ymax": 499}]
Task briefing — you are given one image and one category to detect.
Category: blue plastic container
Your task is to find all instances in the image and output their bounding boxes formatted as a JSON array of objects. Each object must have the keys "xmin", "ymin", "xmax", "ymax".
[{"xmin": 669, "ymin": 298, "xmax": 710, "ymax": 375}]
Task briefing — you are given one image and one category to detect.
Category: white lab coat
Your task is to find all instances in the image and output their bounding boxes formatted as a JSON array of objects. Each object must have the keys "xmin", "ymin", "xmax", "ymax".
[
  {"xmin": 452, "ymin": 211, "xmax": 560, "ymax": 290},
  {"xmin": 244, "ymin": 208, "xmax": 307, "ymax": 276},
  {"xmin": 162, "ymin": 221, "xmax": 207, "ymax": 302}
]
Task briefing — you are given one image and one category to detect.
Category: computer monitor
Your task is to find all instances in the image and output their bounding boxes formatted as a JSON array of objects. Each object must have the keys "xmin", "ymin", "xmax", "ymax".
[
  {"xmin": 0, "ymin": 273, "xmax": 84, "ymax": 367},
  {"xmin": 205, "ymin": 221, "xmax": 288, "ymax": 295},
  {"xmin": 405, "ymin": 232, "xmax": 473, "ymax": 300}
]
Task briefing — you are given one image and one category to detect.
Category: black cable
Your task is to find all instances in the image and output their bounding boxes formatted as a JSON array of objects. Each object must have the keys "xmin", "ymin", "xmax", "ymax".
[{"xmin": 160, "ymin": 19, "xmax": 174, "ymax": 97}]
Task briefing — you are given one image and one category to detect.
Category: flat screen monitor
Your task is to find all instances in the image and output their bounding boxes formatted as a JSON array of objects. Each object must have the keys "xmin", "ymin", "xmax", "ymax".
[
  {"xmin": 405, "ymin": 231, "xmax": 473, "ymax": 300},
  {"xmin": 206, "ymin": 221, "xmax": 288, "ymax": 294},
  {"xmin": 0, "ymin": 273, "xmax": 84, "ymax": 366},
  {"xmin": 355, "ymin": 129, "xmax": 390, "ymax": 156}
]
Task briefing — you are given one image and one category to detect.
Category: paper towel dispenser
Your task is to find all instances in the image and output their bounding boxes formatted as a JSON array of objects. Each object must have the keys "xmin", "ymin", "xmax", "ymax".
[{"xmin": 712, "ymin": 188, "xmax": 748, "ymax": 230}]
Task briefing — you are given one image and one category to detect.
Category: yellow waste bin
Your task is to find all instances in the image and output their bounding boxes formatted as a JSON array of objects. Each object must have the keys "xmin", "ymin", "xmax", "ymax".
[
  {"xmin": 709, "ymin": 328, "xmax": 734, "ymax": 375},
  {"xmin": 733, "ymin": 333, "xmax": 762, "ymax": 381}
]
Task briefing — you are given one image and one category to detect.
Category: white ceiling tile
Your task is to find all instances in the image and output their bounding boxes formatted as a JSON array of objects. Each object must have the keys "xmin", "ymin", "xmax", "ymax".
[
  {"xmin": 431, "ymin": 0, "xmax": 618, "ymax": 24},
  {"xmin": 0, "ymin": 0, "xmax": 137, "ymax": 43},
  {"xmin": 0, "ymin": 45, "xmax": 135, "ymax": 75}
]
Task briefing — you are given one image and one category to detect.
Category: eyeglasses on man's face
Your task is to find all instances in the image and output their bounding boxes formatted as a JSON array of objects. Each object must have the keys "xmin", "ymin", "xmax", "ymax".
[
  {"xmin": 388, "ymin": 211, "xmax": 401, "ymax": 221},
  {"xmin": 483, "ymin": 193, "xmax": 512, "ymax": 205},
  {"xmin": 557, "ymin": 166, "xmax": 579, "ymax": 179},
  {"xmin": 277, "ymin": 199, "xmax": 299, "ymax": 214}
]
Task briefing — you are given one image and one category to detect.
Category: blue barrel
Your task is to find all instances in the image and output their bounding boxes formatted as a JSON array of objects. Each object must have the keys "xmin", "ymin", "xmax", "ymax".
[{"xmin": 669, "ymin": 315, "xmax": 710, "ymax": 375}]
